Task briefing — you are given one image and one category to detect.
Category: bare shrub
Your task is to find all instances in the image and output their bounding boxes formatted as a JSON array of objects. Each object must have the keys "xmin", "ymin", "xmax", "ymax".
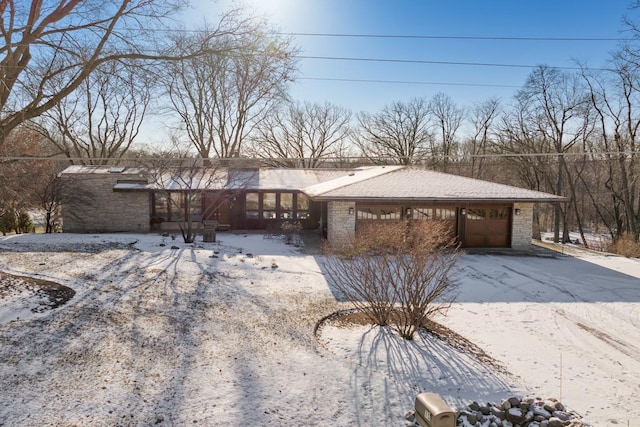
[
  {"xmin": 614, "ymin": 237, "xmax": 640, "ymax": 258},
  {"xmin": 280, "ymin": 221, "xmax": 303, "ymax": 245},
  {"xmin": 323, "ymin": 220, "xmax": 460, "ymax": 339}
]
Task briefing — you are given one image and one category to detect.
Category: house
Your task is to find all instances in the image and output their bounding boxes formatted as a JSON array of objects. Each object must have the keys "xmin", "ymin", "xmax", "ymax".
[{"xmin": 58, "ymin": 165, "xmax": 565, "ymax": 248}]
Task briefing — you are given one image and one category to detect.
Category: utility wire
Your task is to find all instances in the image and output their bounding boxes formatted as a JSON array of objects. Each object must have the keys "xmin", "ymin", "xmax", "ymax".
[
  {"xmin": 300, "ymin": 77, "xmax": 520, "ymax": 88},
  {"xmin": 114, "ymin": 27, "xmax": 627, "ymax": 42},
  {"xmin": 281, "ymin": 32, "xmax": 626, "ymax": 42},
  {"xmin": 1, "ymin": 152, "xmax": 639, "ymax": 162},
  {"xmin": 294, "ymin": 55, "xmax": 614, "ymax": 72}
]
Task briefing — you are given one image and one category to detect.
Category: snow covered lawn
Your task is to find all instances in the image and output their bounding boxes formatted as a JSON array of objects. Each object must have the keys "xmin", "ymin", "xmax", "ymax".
[{"xmin": 0, "ymin": 232, "xmax": 638, "ymax": 426}]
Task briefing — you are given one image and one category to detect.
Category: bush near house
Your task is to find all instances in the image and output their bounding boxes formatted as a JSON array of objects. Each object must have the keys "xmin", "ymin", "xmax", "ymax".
[{"xmin": 323, "ymin": 220, "xmax": 460, "ymax": 340}]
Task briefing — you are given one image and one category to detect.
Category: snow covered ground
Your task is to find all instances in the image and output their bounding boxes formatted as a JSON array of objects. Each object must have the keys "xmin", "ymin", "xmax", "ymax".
[{"xmin": 0, "ymin": 232, "xmax": 638, "ymax": 426}]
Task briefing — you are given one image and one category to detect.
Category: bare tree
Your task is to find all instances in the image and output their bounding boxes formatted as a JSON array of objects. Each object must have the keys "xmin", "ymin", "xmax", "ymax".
[
  {"xmin": 323, "ymin": 220, "xmax": 459, "ymax": 340},
  {"xmin": 37, "ymin": 162, "xmax": 94, "ymax": 233},
  {"xmin": 429, "ymin": 92, "xmax": 464, "ymax": 172},
  {"xmin": 496, "ymin": 93, "xmax": 556, "ymax": 239},
  {"xmin": 29, "ymin": 61, "xmax": 152, "ymax": 165},
  {"xmin": 164, "ymin": 19, "xmax": 298, "ymax": 160},
  {"xmin": 249, "ymin": 101, "xmax": 353, "ymax": 167},
  {"xmin": 519, "ymin": 65, "xmax": 593, "ymax": 243},
  {"xmin": 0, "ymin": 0, "xmax": 247, "ymax": 145},
  {"xmin": 582, "ymin": 56, "xmax": 640, "ymax": 242},
  {"xmin": 355, "ymin": 98, "xmax": 432, "ymax": 165},
  {"xmin": 143, "ymin": 144, "xmax": 255, "ymax": 243},
  {"xmin": 465, "ymin": 98, "xmax": 500, "ymax": 179},
  {"xmin": 0, "ymin": 126, "xmax": 69, "ymax": 233},
  {"xmin": 0, "ymin": 127, "xmax": 47, "ymax": 213}
]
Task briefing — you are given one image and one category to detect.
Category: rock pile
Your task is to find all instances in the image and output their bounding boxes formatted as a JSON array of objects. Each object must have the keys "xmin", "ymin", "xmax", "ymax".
[{"xmin": 406, "ymin": 396, "xmax": 590, "ymax": 427}]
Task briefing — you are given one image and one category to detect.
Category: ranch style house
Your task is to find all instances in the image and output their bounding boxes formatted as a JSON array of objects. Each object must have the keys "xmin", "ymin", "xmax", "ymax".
[{"xmin": 58, "ymin": 165, "xmax": 565, "ymax": 248}]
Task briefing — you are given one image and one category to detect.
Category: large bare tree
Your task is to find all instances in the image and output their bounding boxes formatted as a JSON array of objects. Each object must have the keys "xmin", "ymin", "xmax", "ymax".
[
  {"xmin": 29, "ymin": 61, "xmax": 152, "ymax": 165},
  {"xmin": 165, "ymin": 20, "xmax": 298, "ymax": 160},
  {"xmin": 355, "ymin": 97, "xmax": 432, "ymax": 165},
  {"xmin": 518, "ymin": 65, "xmax": 593, "ymax": 243},
  {"xmin": 496, "ymin": 92, "xmax": 557, "ymax": 239},
  {"xmin": 249, "ymin": 101, "xmax": 353, "ymax": 167},
  {"xmin": 582, "ymin": 54, "xmax": 640, "ymax": 242},
  {"xmin": 0, "ymin": 0, "xmax": 245, "ymax": 146}
]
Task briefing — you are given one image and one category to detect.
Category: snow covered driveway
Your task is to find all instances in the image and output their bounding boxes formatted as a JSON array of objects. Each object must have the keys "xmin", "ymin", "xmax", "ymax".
[
  {"xmin": 0, "ymin": 233, "xmax": 638, "ymax": 426},
  {"xmin": 444, "ymin": 252, "xmax": 640, "ymax": 426}
]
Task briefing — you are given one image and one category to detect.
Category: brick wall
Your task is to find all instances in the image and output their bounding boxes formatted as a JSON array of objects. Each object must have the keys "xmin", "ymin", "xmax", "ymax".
[
  {"xmin": 60, "ymin": 172, "xmax": 150, "ymax": 233},
  {"xmin": 327, "ymin": 200, "xmax": 356, "ymax": 246},
  {"xmin": 511, "ymin": 203, "xmax": 533, "ymax": 248}
]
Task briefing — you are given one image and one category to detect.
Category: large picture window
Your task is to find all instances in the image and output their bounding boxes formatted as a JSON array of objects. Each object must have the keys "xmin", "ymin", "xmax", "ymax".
[
  {"xmin": 152, "ymin": 192, "xmax": 202, "ymax": 222},
  {"xmin": 244, "ymin": 191, "xmax": 310, "ymax": 221}
]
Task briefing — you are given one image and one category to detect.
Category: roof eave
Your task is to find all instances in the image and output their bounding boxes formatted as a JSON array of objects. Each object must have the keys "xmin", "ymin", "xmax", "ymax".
[{"xmin": 307, "ymin": 195, "xmax": 569, "ymax": 203}]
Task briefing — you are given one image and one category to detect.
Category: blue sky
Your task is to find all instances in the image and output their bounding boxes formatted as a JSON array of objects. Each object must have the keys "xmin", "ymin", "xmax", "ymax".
[{"xmin": 186, "ymin": 0, "xmax": 632, "ymax": 113}]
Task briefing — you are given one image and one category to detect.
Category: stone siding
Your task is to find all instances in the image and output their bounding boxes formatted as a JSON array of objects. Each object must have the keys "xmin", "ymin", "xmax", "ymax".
[
  {"xmin": 327, "ymin": 201, "xmax": 356, "ymax": 246},
  {"xmin": 60, "ymin": 171, "xmax": 150, "ymax": 233},
  {"xmin": 511, "ymin": 203, "xmax": 533, "ymax": 248}
]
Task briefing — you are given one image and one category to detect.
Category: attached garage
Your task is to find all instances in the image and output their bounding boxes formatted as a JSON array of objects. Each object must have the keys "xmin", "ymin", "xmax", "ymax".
[
  {"xmin": 463, "ymin": 205, "xmax": 511, "ymax": 248},
  {"xmin": 303, "ymin": 166, "xmax": 567, "ymax": 249}
]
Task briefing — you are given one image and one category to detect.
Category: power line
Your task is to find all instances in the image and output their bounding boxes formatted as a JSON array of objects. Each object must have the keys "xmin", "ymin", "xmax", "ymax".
[
  {"xmin": 2, "ymin": 152, "xmax": 639, "ymax": 162},
  {"xmin": 281, "ymin": 32, "xmax": 627, "ymax": 42},
  {"xmin": 115, "ymin": 28, "xmax": 627, "ymax": 42},
  {"xmin": 300, "ymin": 77, "xmax": 520, "ymax": 88},
  {"xmin": 295, "ymin": 55, "xmax": 614, "ymax": 72}
]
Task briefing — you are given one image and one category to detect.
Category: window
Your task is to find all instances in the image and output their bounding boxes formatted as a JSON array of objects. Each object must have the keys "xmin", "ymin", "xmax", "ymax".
[
  {"xmin": 244, "ymin": 191, "xmax": 312, "ymax": 221},
  {"xmin": 154, "ymin": 193, "xmax": 169, "ymax": 221},
  {"xmin": 152, "ymin": 192, "xmax": 202, "ymax": 222},
  {"xmin": 187, "ymin": 193, "xmax": 202, "ymax": 220},
  {"xmin": 489, "ymin": 208, "xmax": 509, "ymax": 220},
  {"xmin": 412, "ymin": 207, "xmax": 433, "ymax": 220},
  {"xmin": 246, "ymin": 192, "xmax": 259, "ymax": 219},
  {"xmin": 379, "ymin": 207, "xmax": 401, "ymax": 220},
  {"xmin": 435, "ymin": 207, "xmax": 457, "ymax": 221},
  {"xmin": 357, "ymin": 207, "xmax": 377, "ymax": 220},
  {"xmin": 410, "ymin": 207, "xmax": 457, "ymax": 221},
  {"xmin": 280, "ymin": 193, "xmax": 293, "ymax": 219},
  {"xmin": 263, "ymin": 192, "xmax": 276, "ymax": 219},
  {"xmin": 357, "ymin": 205, "xmax": 401, "ymax": 220},
  {"xmin": 296, "ymin": 194, "xmax": 310, "ymax": 220},
  {"xmin": 467, "ymin": 208, "xmax": 486, "ymax": 220}
]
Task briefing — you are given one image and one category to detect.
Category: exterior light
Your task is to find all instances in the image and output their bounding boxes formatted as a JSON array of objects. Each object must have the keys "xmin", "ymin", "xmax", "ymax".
[
  {"xmin": 514, "ymin": 208, "xmax": 521, "ymax": 216},
  {"xmin": 460, "ymin": 208, "xmax": 466, "ymax": 215},
  {"xmin": 348, "ymin": 207, "xmax": 354, "ymax": 215},
  {"xmin": 406, "ymin": 208, "xmax": 412, "ymax": 217}
]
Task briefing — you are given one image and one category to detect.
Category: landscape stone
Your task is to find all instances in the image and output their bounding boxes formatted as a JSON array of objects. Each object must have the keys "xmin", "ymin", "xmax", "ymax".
[{"xmin": 455, "ymin": 397, "xmax": 589, "ymax": 427}]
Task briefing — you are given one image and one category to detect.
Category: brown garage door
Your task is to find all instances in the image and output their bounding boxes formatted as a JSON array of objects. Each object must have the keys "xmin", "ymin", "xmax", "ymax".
[{"xmin": 464, "ymin": 206, "xmax": 511, "ymax": 248}]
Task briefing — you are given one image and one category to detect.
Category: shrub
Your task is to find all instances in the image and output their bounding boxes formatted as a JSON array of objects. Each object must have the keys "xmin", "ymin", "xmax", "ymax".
[
  {"xmin": 16, "ymin": 211, "xmax": 35, "ymax": 234},
  {"xmin": 280, "ymin": 221, "xmax": 303, "ymax": 245},
  {"xmin": 0, "ymin": 207, "xmax": 16, "ymax": 235},
  {"xmin": 323, "ymin": 220, "xmax": 460, "ymax": 339},
  {"xmin": 614, "ymin": 237, "xmax": 640, "ymax": 258}
]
